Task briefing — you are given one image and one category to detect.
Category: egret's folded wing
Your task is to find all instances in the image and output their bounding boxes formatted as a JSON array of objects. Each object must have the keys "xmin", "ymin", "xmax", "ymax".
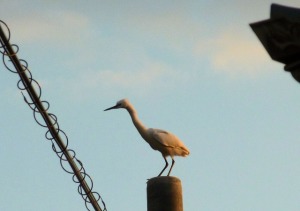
[
  {"xmin": 150, "ymin": 128, "xmax": 190, "ymax": 156},
  {"xmin": 150, "ymin": 128, "xmax": 177, "ymax": 147}
]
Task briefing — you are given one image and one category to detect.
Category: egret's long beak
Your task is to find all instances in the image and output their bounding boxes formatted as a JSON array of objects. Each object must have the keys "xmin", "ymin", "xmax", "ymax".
[{"xmin": 104, "ymin": 104, "xmax": 119, "ymax": 111}]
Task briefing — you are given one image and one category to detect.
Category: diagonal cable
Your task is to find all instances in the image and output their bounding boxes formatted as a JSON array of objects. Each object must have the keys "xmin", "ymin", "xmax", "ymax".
[{"xmin": 0, "ymin": 20, "xmax": 106, "ymax": 211}]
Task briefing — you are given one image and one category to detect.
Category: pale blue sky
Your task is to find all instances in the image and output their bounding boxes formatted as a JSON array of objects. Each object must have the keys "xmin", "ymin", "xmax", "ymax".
[{"xmin": 1, "ymin": 1, "xmax": 300, "ymax": 210}]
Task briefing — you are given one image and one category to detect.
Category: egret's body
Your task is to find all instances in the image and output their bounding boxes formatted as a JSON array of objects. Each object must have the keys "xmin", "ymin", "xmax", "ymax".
[{"xmin": 104, "ymin": 99, "xmax": 190, "ymax": 177}]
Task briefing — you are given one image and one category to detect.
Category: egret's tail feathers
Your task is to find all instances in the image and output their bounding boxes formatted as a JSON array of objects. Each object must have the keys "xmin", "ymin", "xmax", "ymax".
[
  {"xmin": 172, "ymin": 146, "xmax": 190, "ymax": 157},
  {"xmin": 182, "ymin": 148, "xmax": 190, "ymax": 157}
]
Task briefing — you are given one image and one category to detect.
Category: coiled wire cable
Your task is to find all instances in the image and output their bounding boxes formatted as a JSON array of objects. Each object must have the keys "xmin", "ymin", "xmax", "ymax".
[{"xmin": 0, "ymin": 20, "xmax": 107, "ymax": 211}]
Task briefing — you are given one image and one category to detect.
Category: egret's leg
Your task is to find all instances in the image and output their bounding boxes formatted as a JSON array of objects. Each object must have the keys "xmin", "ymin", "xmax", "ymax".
[
  {"xmin": 157, "ymin": 156, "xmax": 168, "ymax": 177},
  {"xmin": 167, "ymin": 158, "xmax": 175, "ymax": 176}
]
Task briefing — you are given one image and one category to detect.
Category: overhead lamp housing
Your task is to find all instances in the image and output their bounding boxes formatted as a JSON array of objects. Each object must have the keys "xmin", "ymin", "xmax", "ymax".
[{"xmin": 250, "ymin": 4, "xmax": 300, "ymax": 82}]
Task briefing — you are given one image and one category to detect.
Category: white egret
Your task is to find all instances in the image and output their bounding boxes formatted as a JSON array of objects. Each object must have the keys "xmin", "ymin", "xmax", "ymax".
[{"xmin": 104, "ymin": 99, "xmax": 190, "ymax": 177}]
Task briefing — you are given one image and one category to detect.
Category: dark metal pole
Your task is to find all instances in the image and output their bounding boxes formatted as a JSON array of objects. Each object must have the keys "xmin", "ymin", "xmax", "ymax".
[
  {"xmin": 147, "ymin": 176, "xmax": 183, "ymax": 211},
  {"xmin": 0, "ymin": 24, "xmax": 102, "ymax": 211}
]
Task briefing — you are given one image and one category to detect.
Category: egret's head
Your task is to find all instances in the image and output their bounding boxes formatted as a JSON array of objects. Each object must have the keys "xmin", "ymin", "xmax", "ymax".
[{"xmin": 104, "ymin": 98, "xmax": 130, "ymax": 111}]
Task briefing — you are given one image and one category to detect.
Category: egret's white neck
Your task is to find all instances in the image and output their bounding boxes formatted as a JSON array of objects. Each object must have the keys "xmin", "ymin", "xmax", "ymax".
[{"xmin": 126, "ymin": 105, "xmax": 148, "ymax": 139}]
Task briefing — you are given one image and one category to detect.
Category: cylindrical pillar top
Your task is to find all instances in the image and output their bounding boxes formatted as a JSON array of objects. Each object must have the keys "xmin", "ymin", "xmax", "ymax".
[{"xmin": 147, "ymin": 176, "xmax": 183, "ymax": 211}]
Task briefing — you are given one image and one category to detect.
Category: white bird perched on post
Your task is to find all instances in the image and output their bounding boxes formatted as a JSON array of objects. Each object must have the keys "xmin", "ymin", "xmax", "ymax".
[{"xmin": 104, "ymin": 98, "xmax": 190, "ymax": 177}]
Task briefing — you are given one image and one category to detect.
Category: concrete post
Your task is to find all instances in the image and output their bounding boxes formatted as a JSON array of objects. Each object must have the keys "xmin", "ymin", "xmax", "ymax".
[{"xmin": 147, "ymin": 176, "xmax": 183, "ymax": 211}]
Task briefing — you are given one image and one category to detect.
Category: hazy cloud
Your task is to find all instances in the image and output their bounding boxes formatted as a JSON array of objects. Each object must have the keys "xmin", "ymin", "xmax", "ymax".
[
  {"xmin": 195, "ymin": 27, "xmax": 272, "ymax": 77},
  {"xmin": 8, "ymin": 11, "xmax": 91, "ymax": 46},
  {"xmin": 50, "ymin": 61, "xmax": 192, "ymax": 101}
]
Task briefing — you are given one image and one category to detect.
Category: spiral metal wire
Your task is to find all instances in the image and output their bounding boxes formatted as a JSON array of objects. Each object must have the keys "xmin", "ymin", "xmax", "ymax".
[{"xmin": 0, "ymin": 20, "xmax": 107, "ymax": 211}]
